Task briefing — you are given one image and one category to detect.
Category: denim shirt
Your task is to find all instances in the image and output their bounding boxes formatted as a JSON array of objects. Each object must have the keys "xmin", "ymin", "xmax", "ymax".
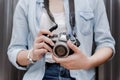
[{"xmin": 7, "ymin": 0, "xmax": 115, "ymax": 80}]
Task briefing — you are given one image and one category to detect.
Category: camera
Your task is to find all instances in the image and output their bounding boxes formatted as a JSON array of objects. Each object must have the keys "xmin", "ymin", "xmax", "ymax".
[
  {"xmin": 49, "ymin": 32, "xmax": 80, "ymax": 58},
  {"xmin": 43, "ymin": 0, "xmax": 80, "ymax": 58}
]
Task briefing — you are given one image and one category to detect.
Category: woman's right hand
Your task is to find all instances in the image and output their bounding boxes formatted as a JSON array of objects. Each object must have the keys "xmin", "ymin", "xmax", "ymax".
[{"xmin": 31, "ymin": 29, "xmax": 54, "ymax": 61}]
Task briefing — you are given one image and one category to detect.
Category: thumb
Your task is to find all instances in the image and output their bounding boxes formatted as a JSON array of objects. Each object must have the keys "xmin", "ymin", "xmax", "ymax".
[{"xmin": 67, "ymin": 40, "xmax": 79, "ymax": 53}]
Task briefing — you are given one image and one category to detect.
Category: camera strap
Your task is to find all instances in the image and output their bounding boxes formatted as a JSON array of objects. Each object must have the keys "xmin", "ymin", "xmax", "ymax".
[
  {"xmin": 69, "ymin": 0, "xmax": 80, "ymax": 47},
  {"xmin": 69, "ymin": 0, "xmax": 75, "ymax": 31},
  {"xmin": 44, "ymin": 0, "xmax": 80, "ymax": 46},
  {"xmin": 44, "ymin": 0, "xmax": 56, "ymax": 23},
  {"xmin": 44, "ymin": 0, "xmax": 75, "ymax": 29}
]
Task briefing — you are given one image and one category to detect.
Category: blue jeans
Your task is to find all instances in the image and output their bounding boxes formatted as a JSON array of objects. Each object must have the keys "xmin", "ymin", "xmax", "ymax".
[{"xmin": 42, "ymin": 63, "xmax": 76, "ymax": 80}]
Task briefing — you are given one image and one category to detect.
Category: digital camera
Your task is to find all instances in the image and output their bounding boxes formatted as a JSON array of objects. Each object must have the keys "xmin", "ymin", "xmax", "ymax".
[{"xmin": 49, "ymin": 32, "xmax": 80, "ymax": 58}]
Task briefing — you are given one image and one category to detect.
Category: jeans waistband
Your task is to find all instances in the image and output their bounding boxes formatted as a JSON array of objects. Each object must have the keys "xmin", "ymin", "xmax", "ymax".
[
  {"xmin": 45, "ymin": 62, "xmax": 60, "ymax": 68},
  {"xmin": 43, "ymin": 62, "xmax": 76, "ymax": 80}
]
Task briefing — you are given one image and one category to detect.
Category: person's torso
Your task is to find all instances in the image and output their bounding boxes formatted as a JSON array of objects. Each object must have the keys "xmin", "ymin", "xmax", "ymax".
[{"xmin": 22, "ymin": 0, "xmax": 97, "ymax": 80}]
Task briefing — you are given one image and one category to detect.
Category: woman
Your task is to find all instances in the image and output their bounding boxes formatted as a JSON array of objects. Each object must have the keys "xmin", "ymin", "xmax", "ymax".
[{"xmin": 8, "ymin": 0, "xmax": 115, "ymax": 80}]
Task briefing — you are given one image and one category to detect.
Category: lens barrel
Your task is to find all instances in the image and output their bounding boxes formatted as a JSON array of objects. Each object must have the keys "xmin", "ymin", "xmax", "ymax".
[{"xmin": 53, "ymin": 42, "xmax": 69, "ymax": 58}]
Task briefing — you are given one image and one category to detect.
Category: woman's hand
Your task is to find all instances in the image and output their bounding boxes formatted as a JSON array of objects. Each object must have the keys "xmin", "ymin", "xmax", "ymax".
[
  {"xmin": 17, "ymin": 29, "xmax": 54, "ymax": 66},
  {"xmin": 52, "ymin": 40, "xmax": 91, "ymax": 70},
  {"xmin": 53, "ymin": 40, "xmax": 113, "ymax": 70},
  {"xmin": 31, "ymin": 29, "xmax": 54, "ymax": 61}
]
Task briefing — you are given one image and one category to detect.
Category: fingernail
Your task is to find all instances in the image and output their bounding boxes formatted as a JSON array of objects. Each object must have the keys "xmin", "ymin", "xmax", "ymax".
[
  {"xmin": 67, "ymin": 40, "xmax": 71, "ymax": 44},
  {"xmin": 50, "ymin": 33, "xmax": 53, "ymax": 36},
  {"xmin": 45, "ymin": 50, "xmax": 47, "ymax": 53},
  {"xmin": 51, "ymin": 42, "xmax": 54, "ymax": 46}
]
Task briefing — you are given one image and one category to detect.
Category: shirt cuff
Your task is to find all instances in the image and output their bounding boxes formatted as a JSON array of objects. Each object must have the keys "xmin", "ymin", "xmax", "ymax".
[
  {"xmin": 8, "ymin": 48, "xmax": 27, "ymax": 70},
  {"xmin": 95, "ymin": 43, "xmax": 115, "ymax": 60}
]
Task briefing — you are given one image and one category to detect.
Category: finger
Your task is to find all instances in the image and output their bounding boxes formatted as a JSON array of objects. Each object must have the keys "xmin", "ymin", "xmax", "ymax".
[
  {"xmin": 67, "ymin": 40, "xmax": 79, "ymax": 53},
  {"xmin": 35, "ymin": 36, "xmax": 54, "ymax": 46},
  {"xmin": 35, "ymin": 42, "xmax": 53, "ymax": 52},
  {"xmin": 33, "ymin": 49, "xmax": 47, "ymax": 60},
  {"xmin": 60, "ymin": 63, "xmax": 68, "ymax": 69},
  {"xmin": 37, "ymin": 29, "xmax": 53, "ymax": 36},
  {"xmin": 52, "ymin": 55, "xmax": 69, "ymax": 63},
  {"xmin": 60, "ymin": 63, "xmax": 72, "ymax": 70},
  {"xmin": 34, "ymin": 49, "xmax": 47, "ymax": 55}
]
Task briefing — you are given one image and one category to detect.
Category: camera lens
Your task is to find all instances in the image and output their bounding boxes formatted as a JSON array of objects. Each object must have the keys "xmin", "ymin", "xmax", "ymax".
[
  {"xmin": 54, "ymin": 45, "xmax": 68, "ymax": 57},
  {"xmin": 53, "ymin": 41, "xmax": 70, "ymax": 58}
]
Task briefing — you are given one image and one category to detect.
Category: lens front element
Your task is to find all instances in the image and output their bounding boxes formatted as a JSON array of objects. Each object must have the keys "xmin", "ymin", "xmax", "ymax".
[{"xmin": 53, "ymin": 42, "xmax": 69, "ymax": 58}]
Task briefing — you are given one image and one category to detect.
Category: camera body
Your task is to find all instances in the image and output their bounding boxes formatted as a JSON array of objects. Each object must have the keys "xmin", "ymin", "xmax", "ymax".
[{"xmin": 49, "ymin": 32, "xmax": 80, "ymax": 58}]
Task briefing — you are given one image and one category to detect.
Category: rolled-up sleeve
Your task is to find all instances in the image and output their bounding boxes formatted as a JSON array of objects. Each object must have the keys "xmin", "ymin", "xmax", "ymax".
[
  {"xmin": 93, "ymin": 0, "xmax": 115, "ymax": 57},
  {"xmin": 7, "ymin": 0, "xmax": 29, "ymax": 70}
]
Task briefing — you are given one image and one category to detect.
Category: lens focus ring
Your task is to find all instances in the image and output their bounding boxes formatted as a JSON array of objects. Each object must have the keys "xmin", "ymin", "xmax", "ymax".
[{"xmin": 53, "ymin": 42, "xmax": 69, "ymax": 58}]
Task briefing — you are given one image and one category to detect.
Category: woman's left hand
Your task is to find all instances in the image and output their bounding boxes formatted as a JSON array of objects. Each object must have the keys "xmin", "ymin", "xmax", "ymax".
[{"xmin": 52, "ymin": 40, "xmax": 91, "ymax": 70}]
